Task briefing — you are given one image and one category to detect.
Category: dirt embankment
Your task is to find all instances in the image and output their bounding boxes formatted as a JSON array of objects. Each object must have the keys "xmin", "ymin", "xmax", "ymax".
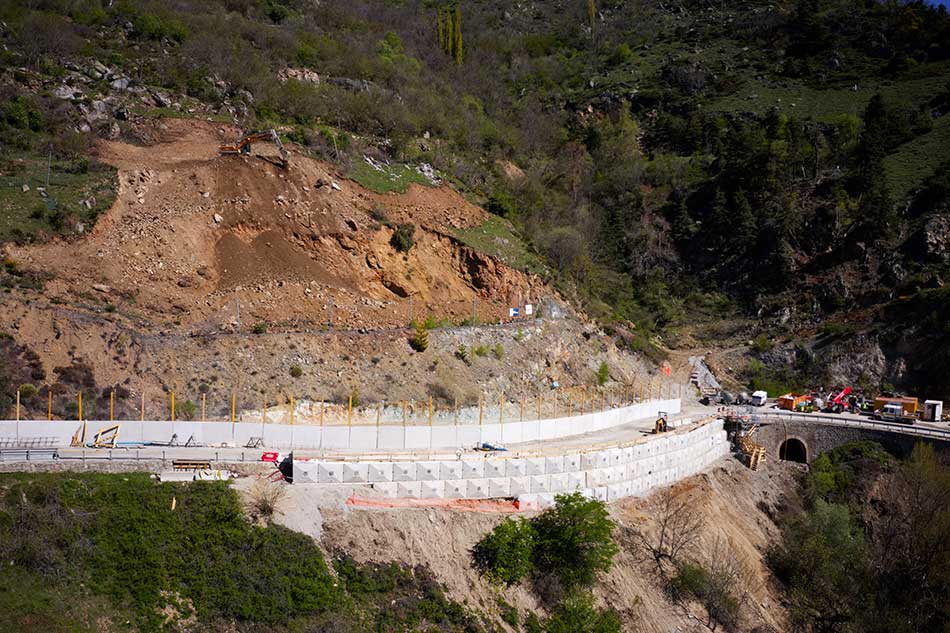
[
  {"xmin": 310, "ymin": 457, "xmax": 799, "ymax": 632},
  {"xmin": 0, "ymin": 118, "xmax": 668, "ymax": 417}
]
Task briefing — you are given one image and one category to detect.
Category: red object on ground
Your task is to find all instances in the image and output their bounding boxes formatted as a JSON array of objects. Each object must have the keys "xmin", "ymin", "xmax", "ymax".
[{"xmin": 260, "ymin": 451, "xmax": 280, "ymax": 462}]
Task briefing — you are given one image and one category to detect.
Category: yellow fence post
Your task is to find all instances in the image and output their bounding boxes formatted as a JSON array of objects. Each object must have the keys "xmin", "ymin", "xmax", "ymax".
[
  {"xmin": 499, "ymin": 392, "xmax": 504, "ymax": 425},
  {"xmin": 569, "ymin": 392, "xmax": 573, "ymax": 417},
  {"xmin": 109, "ymin": 389, "xmax": 114, "ymax": 422},
  {"xmin": 78, "ymin": 391, "xmax": 85, "ymax": 443},
  {"xmin": 78, "ymin": 391, "xmax": 83, "ymax": 422},
  {"xmin": 429, "ymin": 395, "xmax": 433, "ymax": 427},
  {"xmin": 347, "ymin": 395, "xmax": 353, "ymax": 426},
  {"xmin": 479, "ymin": 393, "xmax": 483, "ymax": 426},
  {"xmin": 602, "ymin": 390, "xmax": 606, "ymax": 412},
  {"xmin": 15, "ymin": 389, "xmax": 19, "ymax": 422},
  {"xmin": 553, "ymin": 390, "xmax": 557, "ymax": 418},
  {"xmin": 520, "ymin": 397, "xmax": 525, "ymax": 421},
  {"xmin": 141, "ymin": 391, "xmax": 146, "ymax": 422},
  {"xmin": 261, "ymin": 399, "xmax": 266, "ymax": 425},
  {"xmin": 201, "ymin": 393, "xmax": 206, "ymax": 422},
  {"xmin": 454, "ymin": 397, "xmax": 458, "ymax": 426},
  {"xmin": 231, "ymin": 392, "xmax": 236, "ymax": 423},
  {"xmin": 47, "ymin": 388, "xmax": 52, "ymax": 421},
  {"xmin": 377, "ymin": 402, "xmax": 382, "ymax": 427},
  {"xmin": 321, "ymin": 399, "xmax": 325, "ymax": 426},
  {"xmin": 171, "ymin": 391, "xmax": 176, "ymax": 422},
  {"xmin": 402, "ymin": 400, "xmax": 407, "ymax": 426},
  {"xmin": 289, "ymin": 395, "xmax": 294, "ymax": 426},
  {"xmin": 537, "ymin": 393, "xmax": 542, "ymax": 421}
]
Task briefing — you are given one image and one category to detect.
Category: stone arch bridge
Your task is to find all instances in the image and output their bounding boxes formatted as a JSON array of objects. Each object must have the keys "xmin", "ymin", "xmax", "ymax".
[{"xmin": 749, "ymin": 411, "xmax": 950, "ymax": 463}]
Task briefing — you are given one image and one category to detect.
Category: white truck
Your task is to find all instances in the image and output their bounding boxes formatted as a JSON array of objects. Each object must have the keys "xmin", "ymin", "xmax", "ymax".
[{"xmin": 750, "ymin": 390, "xmax": 768, "ymax": 407}]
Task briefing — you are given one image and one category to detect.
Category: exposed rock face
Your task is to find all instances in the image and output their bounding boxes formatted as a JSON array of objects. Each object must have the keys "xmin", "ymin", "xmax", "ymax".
[
  {"xmin": 919, "ymin": 214, "xmax": 950, "ymax": 263},
  {"xmin": 821, "ymin": 334, "xmax": 888, "ymax": 387},
  {"xmin": 277, "ymin": 67, "xmax": 321, "ymax": 84}
]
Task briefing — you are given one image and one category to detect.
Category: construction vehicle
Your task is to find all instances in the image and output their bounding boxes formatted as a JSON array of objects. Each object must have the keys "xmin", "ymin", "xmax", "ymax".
[
  {"xmin": 654, "ymin": 411, "xmax": 669, "ymax": 434},
  {"xmin": 778, "ymin": 393, "xmax": 809, "ymax": 411},
  {"xmin": 219, "ymin": 129, "xmax": 288, "ymax": 167},
  {"xmin": 750, "ymin": 390, "xmax": 768, "ymax": 406},
  {"xmin": 823, "ymin": 387, "xmax": 852, "ymax": 413},
  {"xmin": 870, "ymin": 403, "xmax": 916, "ymax": 424},
  {"xmin": 921, "ymin": 400, "xmax": 944, "ymax": 422},
  {"xmin": 873, "ymin": 395, "xmax": 918, "ymax": 417}
]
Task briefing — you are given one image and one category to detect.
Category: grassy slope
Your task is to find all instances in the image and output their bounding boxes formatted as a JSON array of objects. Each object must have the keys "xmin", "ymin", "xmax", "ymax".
[
  {"xmin": 0, "ymin": 473, "xmax": 487, "ymax": 632},
  {"xmin": 883, "ymin": 114, "xmax": 950, "ymax": 201}
]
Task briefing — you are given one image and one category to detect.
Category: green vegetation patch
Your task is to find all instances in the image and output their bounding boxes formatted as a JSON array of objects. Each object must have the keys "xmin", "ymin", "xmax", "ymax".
[
  {"xmin": 454, "ymin": 215, "xmax": 546, "ymax": 275},
  {"xmin": 348, "ymin": 159, "xmax": 433, "ymax": 194},
  {"xmin": 883, "ymin": 114, "xmax": 950, "ymax": 201},
  {"xmin": 0, "ymin": 157, "xmax": 116, "ymax": 243}
]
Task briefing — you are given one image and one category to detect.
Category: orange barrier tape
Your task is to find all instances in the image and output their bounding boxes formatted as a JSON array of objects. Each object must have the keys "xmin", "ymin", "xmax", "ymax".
[{"xmin": 346, "ymin": 495, "xmax": 522, "ymax": 513}]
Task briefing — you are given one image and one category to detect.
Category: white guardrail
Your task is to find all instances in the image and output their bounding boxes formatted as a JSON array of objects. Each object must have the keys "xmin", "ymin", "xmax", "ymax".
[{"xmin": 750, "ymin": 410, "xmax": 950, "ymax": 440}]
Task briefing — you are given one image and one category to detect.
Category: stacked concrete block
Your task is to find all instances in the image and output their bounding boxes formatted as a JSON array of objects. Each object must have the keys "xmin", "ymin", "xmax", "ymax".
[
  {"xmin": 530, "ymin": 475, "xmax": 550, "ymax": 493},
  {"xmin": 489, "ymin": 478, "xmax": 510, "ymax": 497},
  {"xmin": 506, "ymin": 459, "xmax": 527, "ymax": 477},
  {"xmin": 342, "ymin": 462, "xmax": 369, "ymax": 483},
  {"xmin": 509, "ymin": 476, "xmax": 530, "ymax": 496},
  {"xmin": 393, "ymin": 462, "xmax": 416, "ymax": 481},
  {"xmin": 440, "ymin": 461, "xmax": 462, "ymax": 480},
  {"xmin": 422, "ymin": 480, "xmax": 447, "ymax": 498},
  {"xmin": 467, "ymin": 479, "xmax": 490, "ymax": 498},
  {"xmin": 461, "ymin": 460, "xmax": 484, "ymax": 479},
  {"xmin": 443, "ymin": 480, "xmax": 466, "ymax": 498},
  {"xmin": 545, "ymin": 455, "xmax": 565, "ymax": 473},
  {"xmin": 484, "ymin": 460, "xmax": 505, "ymax": 478},
  {"xmin": 368, "ymin": 462, "xmax": 394, "ymax": 482},
  {"xmin": 416, "ymin": 461, "xmax": 440, "ymax": 480},
  {"xmin": 396, "ymin": 481, "xmax": 421, "ymax": 497},
  {"xmin": 318, "ymin": 462, "xmax": 344, "ymax": 483},
  {"xmin": 525, "ymin": 457, "xmax": 546, "ymax": 476},
  {"xmin": 373, "ymin": 482, "xmax": 398, "ymax": 498}
]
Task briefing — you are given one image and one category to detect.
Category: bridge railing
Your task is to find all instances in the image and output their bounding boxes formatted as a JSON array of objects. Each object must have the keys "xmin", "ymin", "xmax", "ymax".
[{"xmin": 750, "ymin": 410, "xmax": 950, "ymax": 440}]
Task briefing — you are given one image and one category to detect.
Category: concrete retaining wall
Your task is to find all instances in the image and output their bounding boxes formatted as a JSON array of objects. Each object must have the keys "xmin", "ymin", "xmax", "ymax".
[
  {"xmin": 294, "ymin": 419, "xmax": 729, "ymax": 507},
  {"xmin": 0, "ymin": 398, "xmax": 680, "ymax": 451}
]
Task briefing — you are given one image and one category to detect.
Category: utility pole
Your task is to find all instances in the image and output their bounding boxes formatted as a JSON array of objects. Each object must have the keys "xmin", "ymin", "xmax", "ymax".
[{"xmin": 234, "ymin": 296, "xmax": 241, "ymax": 331}]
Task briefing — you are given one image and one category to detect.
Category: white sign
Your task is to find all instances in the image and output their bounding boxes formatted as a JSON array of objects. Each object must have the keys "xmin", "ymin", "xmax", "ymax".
[
  {"xmin": 524, "ymin": 304, "xmax": 533, "ymax": 315},
  {"xmin": 509, "ymin": 307, "xmax": 520, "ymax": 317}
]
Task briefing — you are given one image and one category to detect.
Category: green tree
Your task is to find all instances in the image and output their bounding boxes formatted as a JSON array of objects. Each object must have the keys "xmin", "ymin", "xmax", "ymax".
[
  {"xmin": 532, "ymin": 493, "xmax": 618, "ymax": 590},
  {"xmin": 452, "ymin": 5, "xmax": 463, "ymax": 64},
  {"xmin": 596, "ymin": 361, "xmax": 609, "ymax": 386},
  {"xmin": 410, "ymin": 322, "xmax": 429, "ymax": 352},
  {"xmin": 472, "ymin": 517, "xmax": 536, "ymax": 585}
]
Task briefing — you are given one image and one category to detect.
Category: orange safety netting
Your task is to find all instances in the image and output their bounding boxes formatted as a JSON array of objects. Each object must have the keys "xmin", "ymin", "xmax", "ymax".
[{"xmin": 346, "ymin": 495, "xmax": 524, "ymax": 513}]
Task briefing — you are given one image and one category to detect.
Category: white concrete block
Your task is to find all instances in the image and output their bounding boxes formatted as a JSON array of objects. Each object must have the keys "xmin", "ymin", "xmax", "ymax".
[
  {"xmin": 517, "ymin": 493, "xmax": 542, "ymax": 511},
  {"xmin": 396, "ymin": 481, "xmax": 421, "ymax": 498},
  {"xmin": 367, "ymin": 462, "xmax": 394, "ymax": 482},
  {"xmin": 466, "ymin": 479, "xmax": 490, "ymax": 498},
  {"xmin": 506, "ymin": 459, "xmax": 527, "ymax": 477},
  {"xmin": 488, "ymin": 477, "xmax": 510, "ymax": 497},
  {"xmin": 509, "ymin": 476, "xmax": 530, "ymax": 496},
  {"xmin": 564, "ymin": 453, "xmax": 582, "ymax": 472},
  {"xmin": 530, "ymin": 475, "xmax": 550, "ymax": 493},
  {"xmin": 582, "ymin": 450, "xmax": 609, "ymax": 470},
  {"xmin": 593, "ymin": 486, "xmax": 608, "ymax": 501},
  {"xmin": 567, "ymin": 471, "xmax": 585, "ymax": 491},
  {"xmin": 342, "ymin": 462, "xmax": 369, "ymax": 483},
  {"xmin": 544, "ymin": 455, "xmax": 565, "ymax": 474},
  {"xmin": 440, "ymin": 461, "xmax": 462, "ymax": 480},
  {"xmin": 608, "ymin": 447, "xmax": 624, "ymax": 466},
  {"xmin": 525, "ymin": 457, "xmax": 545, "ymax": 476},
  {"xmin": 483, "ymin": 460, "xmax": 505, "ymax": 478},
  {"xmin": 416, "ymin": 461, "xmax": 440, "ymax": 481},
  {"xmin": 372, "ymin": 482, "xmax": 398, "ymax": 498},
  {"xmin": 621, "ymin": 446, "xmax": 635, "ymax": 463},
  {"xmin": 444, "ymin": 480, "xmax": 466, "ymax": 498},
  {"xmin": 422, "ymin": 480, "xmax": 447, "ymax": 499},
  {"xmin": 318, "ymin": 462, "xmax": 343, "ymax": 484},
  {"xmin": 461, "ymin": 460, "xmax": 484, "ymax": 479},
  {"xmin": 548, "ymin": 472, "xmax": 570, "ymax": 493},
  {"xmin": 536, "ymin": 493, "xmax": 556, "ymax": 508},
  {"xmin": 392, "ymin": 462, "xmax": 416, "ymax": 482}
]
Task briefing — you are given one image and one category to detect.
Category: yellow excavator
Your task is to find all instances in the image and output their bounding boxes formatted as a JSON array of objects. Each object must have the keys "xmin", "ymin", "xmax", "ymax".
[{"xmin": 219, "ymin": 129, "xmax": 288, "ymax": 167}]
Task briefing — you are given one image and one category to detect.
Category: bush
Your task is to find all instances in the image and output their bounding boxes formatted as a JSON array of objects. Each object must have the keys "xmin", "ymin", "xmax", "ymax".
[
  {"xmin": 531, "ymin": 493, "xmax": 618, "ymax": 590},
  {"xmin": 752, "ymin": 333, "xmax": 774, "ymax": 353},
  {"xmin": 455, "ymin": 345, "xmax": 469, "ymax": 364},
  {"xmin": 473, "ymin": 344, "xmax": 488, "ymax": 357},
  {"xmin": 289, "ymin": 365, "xmax": 303, "ymax": 378},
  {"xmin": 252, "ymin": 322, "xmax": 268, "ymax": 334},
  {"xmin": 176, "ymin": 399, "xmax": 197, "ymax": 420},
  {"xmin": 472, "ymin": 517, "xmax": 536, "ymax": 585},
  {"xmin": 542, "ymin": 594, "xmax": 622, "ymax": 633},
  {"xmin": 410, "ymin": 322, "xmax": 429, "ymax": 352},
  {"xmin": 390, "ymin": 223, "xmax": 415, "ymax": 253},
  {"xmin": 596, "ymin": 362, "xmax": 609, "ymax": 386},
  {"xmin": 492, "ymin": 343, "xmax": 504, "ymax": 360},
  {"xmin": 18, "ymin": 383, "xmax": 38, "ymax": 400}
]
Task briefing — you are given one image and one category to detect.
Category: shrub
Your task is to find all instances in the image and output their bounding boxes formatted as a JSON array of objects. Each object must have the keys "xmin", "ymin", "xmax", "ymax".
[
  {"xmin": 455, "ymin": 344, "xmax": 469, "ymax": 364},
  {"xmin": 289, "ymin": 365, "xmax": 303, "ymax": 378},
  {"xmin": 491, "ymin": 343, "xmax": 504, "ymax": 360},
  {"xmin": 596, "ymin": 362, "xmax": 609, "ymax": 386},
  {"xmin": 410, "ymin": 322, "xmax": 429, "ymax": 352},
  {"xmin": 542, "ymin": 593, "xmax": 622, "ymax": 633},
  {"xmin": 249, "ymin": 480, "xmax": 288, "ymax": 521},
  {"xmin": 531, "ymin": 492, "xmax": 618, "ymax": 590},
  {"xmin": 473, "ymin": 344, "xmax": 488, "ymax": 357},
  {"xmin": 752, "ymin": 333, "xmax": 774, "ymax": 353},
  {"xmin": 18, "ymin": 383, "xmax": 38, "ymax": 400},
  {"xmin": 370, "ymin": 204, "xmax": 391, "ymax": 226},
  {"xmin": 252, "ymin": 322, "xmax": 268, "ymax": 334},
  {"xmin": 390, "ymin": 223, "xmax": 415, "ymax": 253},
  {"xmin": 472, "ymin": 517, "xmax": 536, "ymax": 585},
  {"xmin": 176, "ymin": 399, "xmax": 197, "ymax": 420}
]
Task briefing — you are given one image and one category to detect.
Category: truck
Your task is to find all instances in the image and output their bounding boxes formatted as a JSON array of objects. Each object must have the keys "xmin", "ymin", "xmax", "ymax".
[
  {"xmin": 870, "ymin": 403, "xmax": 915, "ymax": 424},
  {"xmin": 750, "ymin": 390, "xmax": 768, "ymax": 407},
  {"xmin": 778, "ymin": 393, "xmax": 809, "ymax": 411},
  {"xmin": 823, "ymin": 387, "xmax": 852, "ymax": 414},
  {"xmin": 873, "ymin": 396, "xmax": 918, "ymax": 417}
]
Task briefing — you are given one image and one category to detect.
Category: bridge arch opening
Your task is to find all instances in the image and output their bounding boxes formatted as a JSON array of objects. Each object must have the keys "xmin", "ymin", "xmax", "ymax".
[{"xmin": 779, "ymin": 438, "xmax": 807, "ymax": 463}]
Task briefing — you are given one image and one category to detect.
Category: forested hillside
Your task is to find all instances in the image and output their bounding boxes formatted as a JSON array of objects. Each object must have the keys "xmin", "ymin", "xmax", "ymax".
[{"xmin": 2, "ymin": 0, "xmax": 949, "ymax": 396}]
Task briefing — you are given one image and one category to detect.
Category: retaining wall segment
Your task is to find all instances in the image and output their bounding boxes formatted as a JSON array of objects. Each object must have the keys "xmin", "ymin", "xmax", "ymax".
[
  {"xmin": 292, "ymin": 418, "xmax": 729, "ymax": 507},
  {"xmin": 0, "ymin": 398, "xmax": 681, "ymax": 452}
]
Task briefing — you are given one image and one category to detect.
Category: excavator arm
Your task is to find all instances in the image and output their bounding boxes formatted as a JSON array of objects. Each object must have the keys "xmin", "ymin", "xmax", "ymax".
[{"xmin": 219, "ymin": 129, "xmax": 288, "ymax": 167}]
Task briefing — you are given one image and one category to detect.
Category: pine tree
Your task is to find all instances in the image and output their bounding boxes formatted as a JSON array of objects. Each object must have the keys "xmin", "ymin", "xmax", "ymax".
[
  {"xmin": 587, "ymin": 0, "xmax": 597, "ymax": 39},
  {"xmin": 411, "ymin": 322, "xmax": 429, "ymax": 352},
  {"xmin": 443, "ymin": 7, "xmax": 453, "ymax": 56},
  {"xmin": 437, "ymin": 8, "xmax": 445, "ymax": 50}
]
